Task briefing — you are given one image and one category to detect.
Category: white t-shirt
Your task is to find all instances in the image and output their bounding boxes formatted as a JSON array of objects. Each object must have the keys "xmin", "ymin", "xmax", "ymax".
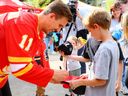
[
  {"xmin": 110, "ymin": 19, "xmax": 121, "ymax": 33},
  {"xmin": 67, "ymin": 49, "xmax": 81, "ymax": 71}
]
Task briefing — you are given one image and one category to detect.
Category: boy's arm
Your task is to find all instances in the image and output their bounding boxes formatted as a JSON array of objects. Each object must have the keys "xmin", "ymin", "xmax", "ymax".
[
  {"xmin": 68, "ymin": 55, "xmax": 90, "ymax": 62},
  {"xmin": 70, "ymin": 78, "xmax": 106, "ymax": 89},
  {"xmin": 115, "ymin": 42, "xmax": 124, "ymax": 91},
  {"xmin": 115, "ymin": 60, "xmax": 123, "ymax": 91}
]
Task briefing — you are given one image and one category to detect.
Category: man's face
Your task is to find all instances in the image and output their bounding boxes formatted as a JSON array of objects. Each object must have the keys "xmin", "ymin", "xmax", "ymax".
[{"xmin": 44, "ymin": 13, "xmax": 68, "ymax": 34}]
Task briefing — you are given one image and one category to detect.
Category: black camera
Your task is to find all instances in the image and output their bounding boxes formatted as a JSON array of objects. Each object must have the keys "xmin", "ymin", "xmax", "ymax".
[
  {"xmin": 68, "ymin": 0, "xmax": 77, "ymax": 22},
  {"xmin": 56, "ymin": 41, "xmax": 73, "ymax": 55}
]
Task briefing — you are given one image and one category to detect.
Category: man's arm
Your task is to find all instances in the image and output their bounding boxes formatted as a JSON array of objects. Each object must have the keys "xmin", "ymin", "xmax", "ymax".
[{"xmin": 51, "ymin": 70, "xmax": 69, "ymax": 83}]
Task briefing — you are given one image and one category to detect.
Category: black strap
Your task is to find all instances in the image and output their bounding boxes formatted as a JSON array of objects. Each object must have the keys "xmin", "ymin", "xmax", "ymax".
[
  {"xmin": 64, "ymin": 23, "xmax": 73, "ymax": 42},
  {"xmin": 116, "ymin": 92, "xmax": 118, "ymax": 96},
  {"xmin": 59, "ymin": 22, "xmax": 73, "ymax": 62},
  {"xmin": 62, "ymin": 23, "xmax": 73, "ymax": 66}
]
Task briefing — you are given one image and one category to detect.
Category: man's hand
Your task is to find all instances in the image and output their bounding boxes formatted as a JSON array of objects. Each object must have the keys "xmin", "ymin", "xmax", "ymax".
[{"xmin": 51, "ymin": 70, "xmax": 69, "ymax": 83}]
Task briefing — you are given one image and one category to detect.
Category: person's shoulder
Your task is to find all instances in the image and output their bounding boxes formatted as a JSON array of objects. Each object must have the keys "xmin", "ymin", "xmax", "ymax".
[
  {"xmin": 18, "ymin": 11, "xmax": 38, "ymax": 26},
  {"xmin": 87, "ymin": 38, "xmax": 101, "ymax": 47},
  {"xmin": 100, "ymin": 41, "xmax": 118, "ymax": 52},
  {"xmin": 20, "ymin": 11, "xmax": 37, "ymax": 20}
]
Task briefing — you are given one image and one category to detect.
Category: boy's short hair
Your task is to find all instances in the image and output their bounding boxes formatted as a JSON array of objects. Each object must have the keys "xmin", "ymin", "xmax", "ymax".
[
  {"xmin": 44, "ymin": 0, "xmax": 72, "ymax": 22},
  {"xmin": 84, "ymin": 9, "xmax": 111, "ymax": 30}
]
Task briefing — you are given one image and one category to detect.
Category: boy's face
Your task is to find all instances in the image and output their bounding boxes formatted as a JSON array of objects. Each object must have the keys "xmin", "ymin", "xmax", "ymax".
[{"xmin": 86, "ymin": 24, "xmax": 101, "ymax": 40}]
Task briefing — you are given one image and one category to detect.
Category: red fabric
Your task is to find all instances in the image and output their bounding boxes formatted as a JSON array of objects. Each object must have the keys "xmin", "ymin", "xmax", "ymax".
[
  {"xmin": 18, "ymin": 63, "xmax": 53, "ymax": 87},
  {"xmin": 63, "ymin": 82, "xmax": 70, "ymax": 88},
  {"xmin": 0, "ymin": 77, "xmax": 8, "ymax": 88},
  {"xmin": 64, "ymin": 75, "xmax": 80, "ymax": 81},
  {"xmin": 62, "ymin": 76, "xmax": 79, "ymax": 89},
  {"xmin": 0, "ymin": 0, "xmax": 42, "ymax": 14},
  {"xmin": 62, "ymin": 75, "xmax": 88, "ymax": 89},
  {"xmin": 0, "ymin": 11, "xmax": 53, "ymax": 88},
  {"xmin": 0, "ymin": 0, "xmax": 31, "ymax": 14}
]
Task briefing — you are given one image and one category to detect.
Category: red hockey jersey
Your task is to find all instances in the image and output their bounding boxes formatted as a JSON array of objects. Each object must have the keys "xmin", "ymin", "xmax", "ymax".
[{"xmin": 0, "ymin": 11, "xmax": 54, "ymax": 88}]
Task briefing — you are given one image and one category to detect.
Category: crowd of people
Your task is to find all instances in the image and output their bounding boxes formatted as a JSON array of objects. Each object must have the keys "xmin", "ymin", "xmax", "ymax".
[{"xmin": 0, "ymin": 0, "xmax": 128, "ymax": 96}]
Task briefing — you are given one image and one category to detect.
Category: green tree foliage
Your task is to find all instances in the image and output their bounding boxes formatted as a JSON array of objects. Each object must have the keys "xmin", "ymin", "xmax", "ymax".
[
  {"xmin": 26, "ymin": 0, "xmax": 54, "ymax": 8},
  {"xmin": 83, "ymin": 0, "xmax": 103, "ymax": 6},
  {"xmin": 80, "ymin": 0, "xmax": 114, "ymax": 11},
  {"xmin": 25, "ymin": 0, "xmax": 114, "ymax": 11},
  {"xmin": 79, "ymin": 0, "xmax": 85, "ymax": 2}
]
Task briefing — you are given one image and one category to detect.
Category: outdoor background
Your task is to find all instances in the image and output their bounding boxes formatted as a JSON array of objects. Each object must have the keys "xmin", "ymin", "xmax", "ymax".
[{"xmin": 19, "ymin": 0, "xmax": 115, "ymax": 11}]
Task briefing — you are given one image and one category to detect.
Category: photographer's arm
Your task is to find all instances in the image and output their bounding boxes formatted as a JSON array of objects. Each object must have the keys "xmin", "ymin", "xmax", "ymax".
[
  {"xmin": 62, "ymin": 57, "xmax": 68, "ymax": 70},
  {"xmin": 77, "ymin": 10, "xmax": 83, "ymax": 21}
]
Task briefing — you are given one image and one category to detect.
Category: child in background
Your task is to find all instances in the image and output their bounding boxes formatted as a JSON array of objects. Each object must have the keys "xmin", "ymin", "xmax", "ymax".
[
  {"xmin": 60, "ymin": 36, "xmax": 85, "ymax": 96},
  {"xmin": 120, "ymin": 11, "xmax": 128, "ymax": 95}
]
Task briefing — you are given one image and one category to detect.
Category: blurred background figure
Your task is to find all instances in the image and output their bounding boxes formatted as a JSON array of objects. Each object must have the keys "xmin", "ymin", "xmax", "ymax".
[
  {"xmin": 110, "ymin": 2, "xmax": 122, "ymax": 33},
  {"xmin": 44, "ymin": 32, "xmax": 55, "ymax": 57},
  {"xmin": 60, "ymin": 0, "xmax": 88, "ymax": 76}
]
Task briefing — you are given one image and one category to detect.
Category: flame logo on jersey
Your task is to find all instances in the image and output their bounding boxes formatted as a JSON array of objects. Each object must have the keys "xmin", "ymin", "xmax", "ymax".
[{"xmin": 0, "ymin": 66, "xmax": 11, "ymax": 76}]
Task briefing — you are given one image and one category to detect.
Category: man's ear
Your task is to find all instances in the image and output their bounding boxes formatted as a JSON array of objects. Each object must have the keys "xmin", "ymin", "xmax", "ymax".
[{"xmin": 49, "ymin": 13, "xmax": 56, "ymax": 19}]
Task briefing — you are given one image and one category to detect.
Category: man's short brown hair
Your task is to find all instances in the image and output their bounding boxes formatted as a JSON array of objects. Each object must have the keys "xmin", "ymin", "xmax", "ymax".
[
  {"xmin": 44, "ymin": 0, "xmax": 72, "ymax": 22},
  {"xmin": 84, "ymin": 9, "xmax": 111, "ymax": 30}
]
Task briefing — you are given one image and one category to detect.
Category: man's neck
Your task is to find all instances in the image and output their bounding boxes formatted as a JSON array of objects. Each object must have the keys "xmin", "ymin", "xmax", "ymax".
[{"xmin": 38, "ymin": 14, "xmax": 45, "ymax": 32}]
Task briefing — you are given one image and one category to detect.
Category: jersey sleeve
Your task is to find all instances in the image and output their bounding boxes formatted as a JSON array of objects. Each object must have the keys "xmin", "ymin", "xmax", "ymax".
[{"xmin": 5, "ymin": 12, "xmax": 54, "ymax": 87}]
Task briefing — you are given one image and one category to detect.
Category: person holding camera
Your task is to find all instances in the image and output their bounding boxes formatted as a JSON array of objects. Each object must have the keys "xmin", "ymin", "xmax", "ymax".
[{"xmin": 60, "ymin": 0, "xmax": 88, "ymax": 74}]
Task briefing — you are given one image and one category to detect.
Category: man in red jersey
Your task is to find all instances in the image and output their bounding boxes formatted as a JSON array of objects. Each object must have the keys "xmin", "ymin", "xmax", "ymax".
[{"xmin": 0, "ymin": 0, "xmax": 72, "ymax": 96}]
